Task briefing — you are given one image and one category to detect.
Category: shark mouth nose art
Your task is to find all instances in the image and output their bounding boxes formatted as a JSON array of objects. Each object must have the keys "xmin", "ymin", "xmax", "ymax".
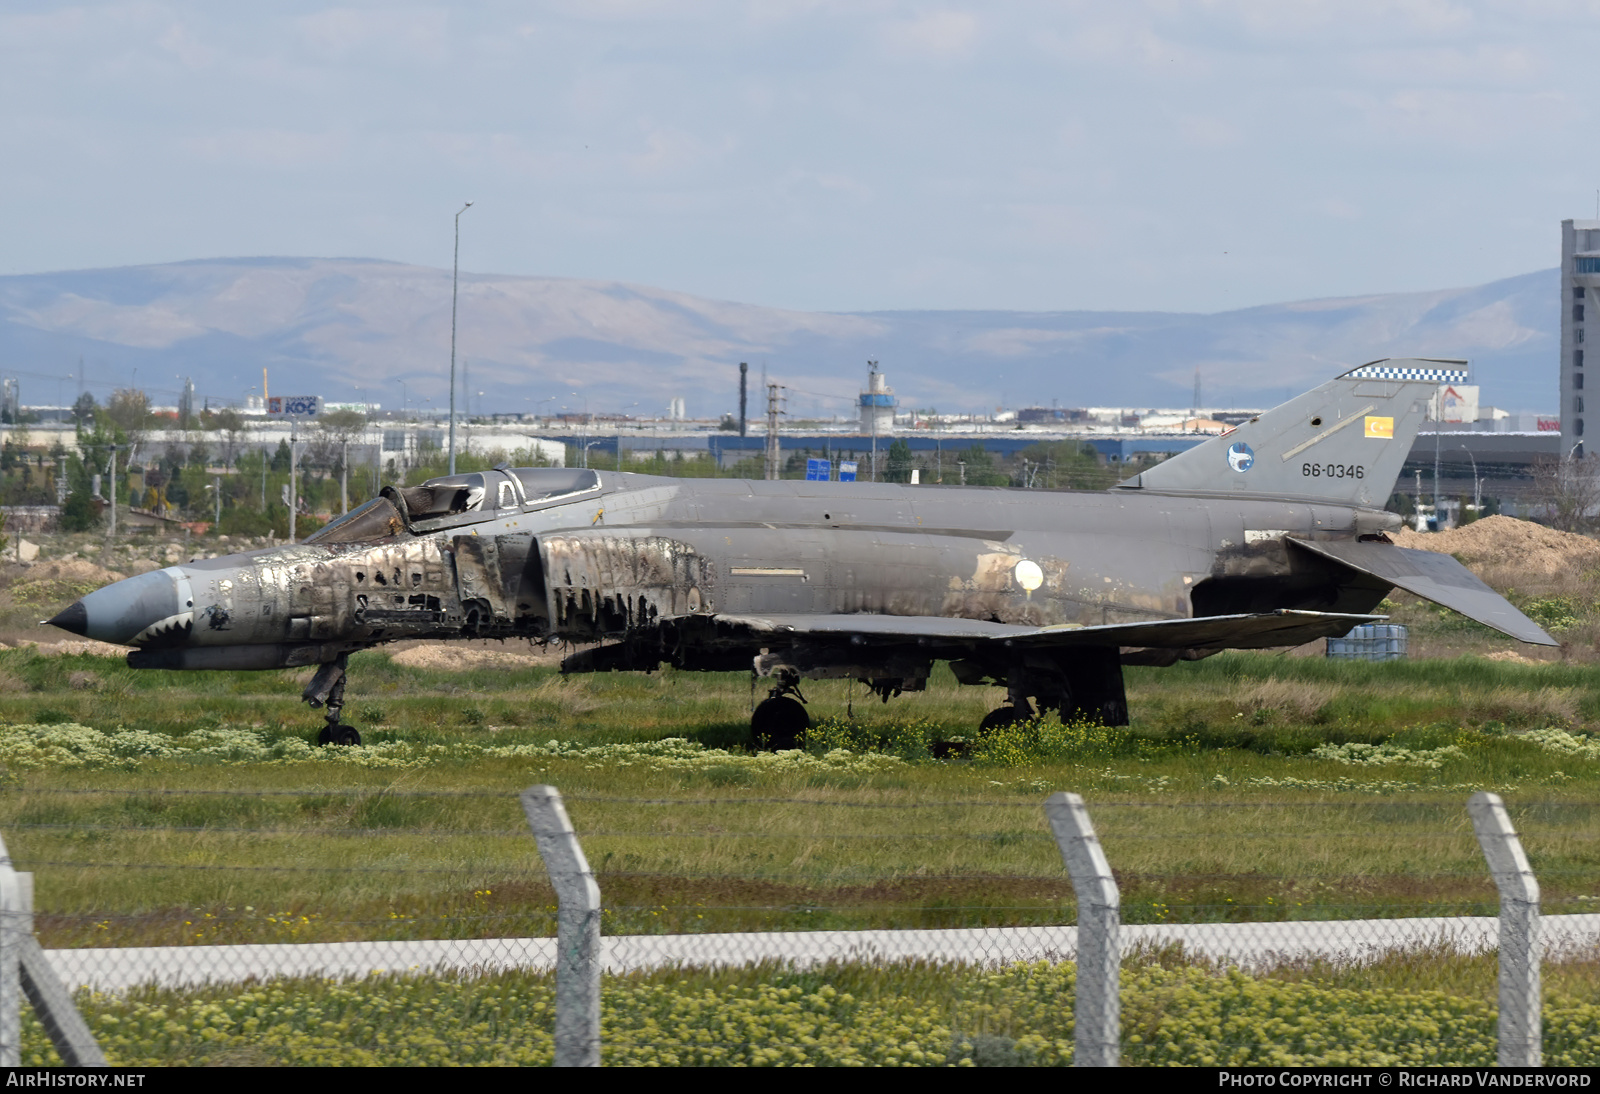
[{"xmin": 43, "ymin": 567, "xmax": 196, "ymax": 648}]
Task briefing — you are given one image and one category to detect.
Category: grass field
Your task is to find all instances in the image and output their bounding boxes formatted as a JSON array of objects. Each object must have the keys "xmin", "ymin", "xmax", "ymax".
[
  {"xmin": 0, "ymin": 646, "xmax": 1597, "ymax": 939},
  {"xmin": 2, "ymin": 642, "xmax": 1598, "ymax": 1064}
]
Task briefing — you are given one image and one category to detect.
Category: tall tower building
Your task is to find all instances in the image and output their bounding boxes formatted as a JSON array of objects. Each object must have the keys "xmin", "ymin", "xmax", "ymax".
[
  {"xmin": 859, "ymin": 362, "xmax": 896, "ymax": 436},
  {"xmin": 1560, "ymin": 219, "xmax": 1600, "ymax": 457}
]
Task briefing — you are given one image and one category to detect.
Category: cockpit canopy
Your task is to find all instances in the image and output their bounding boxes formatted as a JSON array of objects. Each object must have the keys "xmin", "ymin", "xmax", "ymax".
[
  {"xmin": 303, "ymin": 466, "xmax": 602, "ymax": 545},
  {"xmin": 510, "ymin": 467, "xmax": 602, "ymax": 503}
]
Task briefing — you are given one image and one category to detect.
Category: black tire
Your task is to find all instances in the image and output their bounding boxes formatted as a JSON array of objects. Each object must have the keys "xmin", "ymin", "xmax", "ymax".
[
  {"xmin": 979, "ymin": 704, "xmax": 1032, "ymax": 735},
  {"xmin": 751, "ymin": 696, "xmax": 810, "ymax": 751},
  {"xmin": 332, "ymin": 725, "xmax": 362, "ymax": 747},
  {"xmin": 317, "ymin": 726, "xmax": 333, "ymax": 746}
]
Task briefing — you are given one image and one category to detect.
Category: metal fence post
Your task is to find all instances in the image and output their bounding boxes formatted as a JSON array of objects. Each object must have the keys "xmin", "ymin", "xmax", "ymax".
[
  {"xmin": 1045, "ymin": 792, "xmax": 1120, "ymax": 1067},
  {"xmin": 1468, "ymin": 791, "xmax": 1541, "ymax": 1068},
  {"xmin": 0, "ymin": 834, "xmax": 17, "ymax": 1067},
  {"xmin": 18, "ymin": 870, "xmax": 106, "ymax": 1067},
  {"xmin": 521, "ymin": 785, "xmax": 601, "ymax": 1067},
  {"xmin": 0, "ymin": 838, "xmax": 107, "ymax": 1068}
]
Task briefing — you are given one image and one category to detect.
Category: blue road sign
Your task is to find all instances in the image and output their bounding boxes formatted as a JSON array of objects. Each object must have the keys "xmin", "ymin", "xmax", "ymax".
[
  {"xmin": 805, "ymin": 458, "xmax": 830, "ymax": 481},
  {"xmin": 838, "ymin": 460, "xmax": 858, "ymax": 482}
]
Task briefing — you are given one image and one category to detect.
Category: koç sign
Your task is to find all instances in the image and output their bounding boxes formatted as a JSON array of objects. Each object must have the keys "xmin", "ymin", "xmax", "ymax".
[{"xmin": 267, "ymin": 395, "xmax": 321, "ymax": 418}]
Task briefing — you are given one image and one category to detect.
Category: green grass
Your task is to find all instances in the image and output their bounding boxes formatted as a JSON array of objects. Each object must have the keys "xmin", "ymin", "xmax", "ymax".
[
  {"xmin": 2, "ymin": 646, "xmax": 1599, "ymax": 1064},
  {"xmin": 0, "ymin": 648, "xmax": 1596, "ymax": 945}
]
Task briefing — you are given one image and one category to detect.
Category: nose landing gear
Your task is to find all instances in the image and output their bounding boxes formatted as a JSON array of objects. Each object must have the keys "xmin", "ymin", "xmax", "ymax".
[
  {"xmin": 751, "ymin": 672, "xmax": 810, "ymax": 750},
  {"xmin": 304, "ymin": 654, "xmax": 362, "ymax": 747}
]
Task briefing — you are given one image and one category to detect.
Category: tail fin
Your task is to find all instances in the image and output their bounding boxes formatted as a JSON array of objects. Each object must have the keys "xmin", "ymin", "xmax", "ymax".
[{"xmin": 1114, "ymin": 358, "xmax": 1464, "ymax": 507}]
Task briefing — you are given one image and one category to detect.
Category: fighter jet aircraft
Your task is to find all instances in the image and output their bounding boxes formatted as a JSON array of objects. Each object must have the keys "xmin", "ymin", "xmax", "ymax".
[{"xmin": 46, "ymin": 359, "xmax": 1556, "ymax": 747}]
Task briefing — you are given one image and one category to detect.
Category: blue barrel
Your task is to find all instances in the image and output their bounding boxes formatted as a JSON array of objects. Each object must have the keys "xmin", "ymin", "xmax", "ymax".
[{"xmin": 1326, "ymin": 623, "xmax": 1408, "ymax": 661}]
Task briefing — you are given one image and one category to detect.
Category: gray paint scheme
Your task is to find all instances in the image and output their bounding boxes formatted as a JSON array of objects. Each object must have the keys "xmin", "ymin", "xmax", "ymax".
[{"xmin": 45, "ymin": 358, "xmax": 1555, "ymax": 733}]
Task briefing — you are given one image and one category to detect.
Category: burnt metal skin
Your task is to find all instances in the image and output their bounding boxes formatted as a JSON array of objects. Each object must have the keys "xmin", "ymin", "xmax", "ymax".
[{"xmin": 46, "ymin": 360, "xmax": 1557, "ymax": 738}]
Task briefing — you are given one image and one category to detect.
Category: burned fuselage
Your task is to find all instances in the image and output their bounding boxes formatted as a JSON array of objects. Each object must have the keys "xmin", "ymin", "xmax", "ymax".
[{"xmin": 49, "ymin": 463, "xmax": 1414, "ymax": 738}]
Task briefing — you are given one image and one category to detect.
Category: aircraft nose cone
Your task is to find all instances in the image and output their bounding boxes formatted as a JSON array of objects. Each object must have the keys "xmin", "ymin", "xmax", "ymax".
[
  {"xmin": 44, "ymin": 568, "xmax": 195, "ymax": 647},
  {"xmin": 44, "ymin": 601, "xmax": 88, "ymax": 636}
]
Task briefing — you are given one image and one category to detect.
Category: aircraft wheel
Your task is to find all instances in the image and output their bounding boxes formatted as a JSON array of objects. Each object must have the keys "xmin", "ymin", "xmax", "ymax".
[
  {"xmin": 978, "ymin": 704, "xmax": 1032, "ymax": 735},
  {"xmin": 751, "ymin": 697, "xmax": 809, "ymax": 751},
  {"xmin": 319, "ymin": 724, "xmax": 362, "ymax": 747}
]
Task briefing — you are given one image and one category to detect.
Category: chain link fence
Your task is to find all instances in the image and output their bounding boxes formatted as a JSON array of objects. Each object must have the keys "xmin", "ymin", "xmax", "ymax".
[{"xmin": 0, "ymin": 785, "xmax": 1593, "ymax": 1066}]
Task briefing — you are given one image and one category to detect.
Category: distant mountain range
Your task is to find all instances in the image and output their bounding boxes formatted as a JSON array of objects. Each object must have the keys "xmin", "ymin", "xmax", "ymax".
[{"xmin": 0, "ymin": 258, "xmax": 1560, "ymax": 418}]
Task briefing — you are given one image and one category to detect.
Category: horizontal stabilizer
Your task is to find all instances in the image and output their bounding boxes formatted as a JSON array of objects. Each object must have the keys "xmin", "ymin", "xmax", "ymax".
[
  {"xmin": 1288, "ymin": 539, "xmax": 1559, "ymax": 646},
  {"xmin": 714, "ymin": 609, "xmax": 1383, "ymax": 651}
]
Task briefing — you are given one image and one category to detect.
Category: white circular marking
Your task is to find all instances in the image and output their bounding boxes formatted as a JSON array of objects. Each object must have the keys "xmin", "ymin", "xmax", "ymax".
[{"xmin": 1014, "ymin": 559, "xmax": 1044, "ymax": 592}]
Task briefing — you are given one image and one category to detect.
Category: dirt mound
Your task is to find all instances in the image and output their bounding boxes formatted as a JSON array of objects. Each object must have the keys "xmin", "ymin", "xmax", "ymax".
[
  {"xmin": 387, "ymin": 644, "xmax": 564, "ymax": 672},
  {"xmin": 1393, "ymin": 516, "xmax": 1600, "ymax": 576},
  {"xmin": 1482, "ymin": 650, "xmax": 1553, "ymax": 665},
  {"xmin": 14, "ymin": 560, "xmax": 126, "ymax": 587}
]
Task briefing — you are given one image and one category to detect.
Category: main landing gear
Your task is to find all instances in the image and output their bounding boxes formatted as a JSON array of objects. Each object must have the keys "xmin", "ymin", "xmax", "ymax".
[
  {"xmin": 979, "ymin": 698, "xmax": 1035, "ymax": 734},
  {"xmin": 751, "ymin": 672, "xmax": 810, "ymax": 751},
  {"xmin": 304, "ymin": 653, "xmax": 363, "ymax": 747}
]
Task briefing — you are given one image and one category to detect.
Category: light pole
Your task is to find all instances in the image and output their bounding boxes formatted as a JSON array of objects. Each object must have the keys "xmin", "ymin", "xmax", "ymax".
[
  {"xmin": 448, "ymin": 200, "xmax": 474, "ymax": 475},
  {"xmin": 1460, "ymin": 444, "xmax": 1481, "ymax": 518},
  {"xmin": 569, "ymin": 391, "xmax": 591, "ymax": 466}
]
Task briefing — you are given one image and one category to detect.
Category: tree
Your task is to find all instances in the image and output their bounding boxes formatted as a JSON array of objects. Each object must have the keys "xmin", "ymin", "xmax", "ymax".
[
  {"xmin": 105, "ymin": 389, "xmax": 151, "ymax": 435},
  {"xmin": 319, "ymin": 408, "xmax": 368, "ymax": 441},
  {"xmin": 59, "ymin": 486, "xmax": 100, "ymax": 532},
  {"xmin": 956, "ymin": 444, "xmax": 1009, "ymax": 486},
  {"xmin": 71, "ymin": 392, "xmax": 97, "ymax": 430},
  {"xmin": 1531, "ymin": 454, "xmax": 1600, "ymax": 532},
  {"xmin": 301, "ymin": 407, "xmax": 362, "ymax": 483},
  {"xmin": 884, "ymin": 438, "xmax": 914, "ymax": 483},
  {"xmin": 210, "ymin": 408, "xmax": 246, "ymax": 466},
  {"xmin": 1019, "ymin": 440, "xmax": 1117, "ymax": 490}
]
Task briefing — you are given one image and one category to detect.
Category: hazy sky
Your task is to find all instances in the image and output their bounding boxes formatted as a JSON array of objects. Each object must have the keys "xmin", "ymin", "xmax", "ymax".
[{"xmin": 5, "ymin": 1, "xmax": 1600, "ymax": 313}]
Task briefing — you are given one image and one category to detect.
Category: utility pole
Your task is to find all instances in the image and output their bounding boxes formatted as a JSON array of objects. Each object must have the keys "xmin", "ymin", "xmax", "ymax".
[
  {"xmin": 105, "ymin": 445, "xmax": 116, "ymax": 542},
  {"xmin": 449, "ymin": 201, "xmax": 474, "ymax": 475},
  {"xmin": 289, "ymin": 420, "xmax": 298, "ymax": 543},
  {"xmin": 213, "ymin": 475, "xmax": 221, "ymax": 528},
  {"xmin": 868, "ymin": 360, "xmax": 879, "ymax": 482},
  {"xmin": 1440, "ymin": 422, "xmax": 1452, "ymax": 531},
  {"xmin": 340, "ymin": 437, "xmax": 349, "ymax": 514},
  {"xmin": 764, "ymin": 382, "xmax": 783, "ymax": 480},
  {"xmin": 739, "ymin": 363, "xmax": 748, "ymax": 437}
]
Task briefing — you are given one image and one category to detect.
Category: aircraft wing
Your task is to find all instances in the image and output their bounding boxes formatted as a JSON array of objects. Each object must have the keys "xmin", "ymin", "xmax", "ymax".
[
  {"xmin": 713, "ymin": 609, "xmax": 1384, "ymax": 651},
  {"xmin": 1287, "ymin": 538, "xmax": 1559, "ymax": 646}
]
